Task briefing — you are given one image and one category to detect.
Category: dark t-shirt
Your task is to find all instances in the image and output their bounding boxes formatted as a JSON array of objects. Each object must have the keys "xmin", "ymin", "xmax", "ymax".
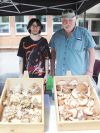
[{"xmin": 17, "ymin": 36, "xmax": 51, "ymax": 77}]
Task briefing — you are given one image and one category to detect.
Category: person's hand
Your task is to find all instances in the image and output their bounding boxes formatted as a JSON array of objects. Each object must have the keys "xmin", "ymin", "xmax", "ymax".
[
  {"xmin": 44, "ymin": 74, "xmax": 48, "ymax": 84},
  {"xmin": 85, "ymin": 70, "xmax": 93, "ymax": 77},
  {"xmin": 19, "ymin": 73, "xmax": 23, "ymax": 78},
  {"xmin": 50, "ymin": 70, "xmax": 55, "ymax": 77}
]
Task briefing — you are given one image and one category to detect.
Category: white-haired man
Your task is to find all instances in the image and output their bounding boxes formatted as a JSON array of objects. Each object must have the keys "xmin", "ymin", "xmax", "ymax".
[{"xmin": 50, "ymin": 9, "xmax": 95, "ymax": 77}]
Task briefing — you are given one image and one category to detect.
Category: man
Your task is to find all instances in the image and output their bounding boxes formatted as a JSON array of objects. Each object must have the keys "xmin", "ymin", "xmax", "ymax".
[{"xmin": 50, "ymin": 9, "xmax": 95, "ymax": 76}]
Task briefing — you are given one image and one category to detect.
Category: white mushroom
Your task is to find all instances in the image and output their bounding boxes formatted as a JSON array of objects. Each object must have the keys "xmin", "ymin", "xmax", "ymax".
[
  {"xmin": 77, "ymin": 110, "xmax": 84, "ymax": 120},
  {"xmin": 68, "ymin": 99, "xmax": 79, "ymax": 108},
  {"xmin": 78, "ymin": 95, "xmax": 88, "ymax": 106},
  {"xmin": 83, "ymin": 107, "xmax": 93, "ymax": 116},
  {"xmin": 76, "ymin": 83, "xmax": 88, "ymax": 94},
  {"xmin": 87, "ymin": 98, "xmax": 94, "ymax": 107},
  {"xmin": 11, "ymin": 118, "xmax": 21, "ymax": 123},
  {"xmin": 68, "ymin": 79, "xmax": 78, "ymax": 86},
  {"xmin": 10, "ymin": 93, "xmax": 21, "ymax": 105},
  {"xmin": 68, "ymin": 108, "xmax": 78, "ymax": 118},
  {"xmin": 83, "ymin": 82, "xmax": 89, "ymax": 87},
  {"xmin": 58, "ymin": 99, "xmax": 64, "ymax": 106},
  {"xmin": 63, "ymin": 93, "xmax": 71, "ymax": 99},
  {"xmin": 57, "ymin": 80, "xmax": 66, "ymax": 86},
  {"xmin": 58, "ymin": 105, "xmax": 65, "ymax": 115},
  {"xmin": 57, "ymin": 91, "xmax": 63, "ymax": 97},
  {"xmin": 31, "ymin": 95, "xmax": 41, "ymax": 104},
  {"xmin": 69, "ymin": 117, "xmax": 79, "ymax": 121},
  {"xmin": 71, "ymin": 89, "xmax": 79, "ymax": 99},
  {"xmin": 64, "ymin": 99, "xmax": 68, "ymax": 106}
]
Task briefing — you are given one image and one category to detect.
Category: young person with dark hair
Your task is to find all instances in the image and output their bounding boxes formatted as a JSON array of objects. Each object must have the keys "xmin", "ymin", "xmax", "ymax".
[{"xmin": 17, "ymin": 18, "xmax": 51, "ymax": 81}]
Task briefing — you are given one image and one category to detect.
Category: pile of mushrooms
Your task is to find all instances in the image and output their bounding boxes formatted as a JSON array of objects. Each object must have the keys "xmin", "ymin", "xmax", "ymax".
[
  {"xmin": 1, "ymin": 83, "xmax": 42, "ymax": 123},
  {"xmin": 56, "ymin": 79, "xmax": 100, "ymax": 121}
]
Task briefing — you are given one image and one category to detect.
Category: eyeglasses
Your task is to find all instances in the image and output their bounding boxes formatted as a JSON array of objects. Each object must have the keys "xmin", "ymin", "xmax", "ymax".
[{"xmin": 31, "ymin": 25, "xmax": 40, "ymax": 28}]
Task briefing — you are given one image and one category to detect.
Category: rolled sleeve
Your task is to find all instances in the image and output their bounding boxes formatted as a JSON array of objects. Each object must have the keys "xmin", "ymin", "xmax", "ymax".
[{"xmin": 84, "ymin": 29, "xmax": 96, "ymax": 49}]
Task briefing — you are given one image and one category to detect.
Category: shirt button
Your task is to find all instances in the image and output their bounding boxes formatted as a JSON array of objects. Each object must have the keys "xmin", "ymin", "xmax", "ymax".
[{"xmin": 62, "ymin": 68, "xmax": 64, "ymax": 71}]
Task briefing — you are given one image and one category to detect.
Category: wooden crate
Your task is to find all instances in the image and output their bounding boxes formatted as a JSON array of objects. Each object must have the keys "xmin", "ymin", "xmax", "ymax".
[
  {"xmin": 54, "ymin": 75, "xmax": 100, "ymax": 131},
  {"xmin": 0, "ymin": 78, "xmax": 44, "ymax": 133}
]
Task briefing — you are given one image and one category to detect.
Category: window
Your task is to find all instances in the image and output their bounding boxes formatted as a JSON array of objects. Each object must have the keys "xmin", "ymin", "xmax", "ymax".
[
  {"xmin": 36, "ymin": 15, "xmax": 47, "ymax": 34},
  {"xmin": 15, "ymin": 15, "xmax": 47, "ymax": 35},
  {"xmin": 78, "ymin": 19, "xmax": 88, "ymax": 29},
  {"xmin": 91, "ymin": 20, "xmax": 100, "ymax": 48},
  {"xmin": 78, "ymin": 14, "xmax": 100, "ymax": 48},
  {"xmin": 93, "ymin": 36, "xmax": 100, "ymax": 47},
  {"xmin": 15, "ymin": 16, "xmax": 29, "ymax": 35},
  {"xmin": 53, "ymin": 24, "xmax": 62, "ymax": 33},
  {"xmin": 0, "ymin": 16, "xmax": 10, "ymax": 35},
  {"xmin": 53, "ymin": 16, "xmax": 62, "ymax": 33},
  {"xmin": 91, "ymin": 20, "xmax": 100, "ymax": 32}
]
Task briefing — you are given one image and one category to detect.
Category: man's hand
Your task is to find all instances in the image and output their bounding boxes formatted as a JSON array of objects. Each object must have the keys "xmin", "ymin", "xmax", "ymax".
[{"xmin": 86, "ymin": 70, "xmax": 93, "ymax": 77}]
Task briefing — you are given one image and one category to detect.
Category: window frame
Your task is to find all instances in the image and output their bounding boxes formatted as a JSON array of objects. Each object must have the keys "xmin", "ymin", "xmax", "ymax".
[
  {"xmin": 77, "ymin": 17, "xmax": 100, "ymax": 48},
  {"xmin": 36, "ymin": 15, "xmax": 47, "ymax": 35},
  {"xmin": 14, "ymin": 16, "xmax": 29, "ymax": 35},
  {"xmin": 52, "ymin": 16, "xmax": 62, "ymax": 34},
  {"xmin": 0, "ymin": 16, "xmax": 10, "ymax": 36},
  {"xmin": 41, "ymin": 20, "xmax": 47, "ymax": 35},
  {"xmin": 15, "ymin": 16, "xmax": 47, "ymax": 35}
]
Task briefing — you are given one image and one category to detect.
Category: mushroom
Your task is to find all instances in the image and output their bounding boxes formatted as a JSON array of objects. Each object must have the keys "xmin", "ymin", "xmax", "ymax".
[
  {"xmin": 83, "ymin": 107, "xmax": 93, "ymax": 116},
  {"xmin": 57, "ymin": 80, "xmax": 66, "ymax": 86},
  {"xmin": 78, "ymin": 95, "xmax": 88, "ymax": 106},
  {"xmin": 87, "ymin": 97, "xmax": 94, "ymax": 107},
  {"xmin": 68, "ymin": 79, "xmax": 78, "ymax": 86},
  {"xmin": 71, "ymin": 89, "xmax": 79, "ymax": 99},
  {"xmin": 76, "ymin": 83, "xmax": 88, "ymax": 94}
]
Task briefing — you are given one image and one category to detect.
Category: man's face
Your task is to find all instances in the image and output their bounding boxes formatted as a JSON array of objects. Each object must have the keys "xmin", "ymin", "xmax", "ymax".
[{"xmin": 62, "ymin": 17, "xmax": 76, "ymax": 33}]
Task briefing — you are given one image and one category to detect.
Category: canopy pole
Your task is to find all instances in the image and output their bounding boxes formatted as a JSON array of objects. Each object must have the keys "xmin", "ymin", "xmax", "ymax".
[
  {"xmin": 10, "ymin": 0, "xmax": 20, "ymax": 13},
  {"xmin": 83, "ymin": 11, "xmax": 86, "ymax": 28},
  {"xmin": 77, "ymin": 0, "xmax": 86, "ymax": 11}
]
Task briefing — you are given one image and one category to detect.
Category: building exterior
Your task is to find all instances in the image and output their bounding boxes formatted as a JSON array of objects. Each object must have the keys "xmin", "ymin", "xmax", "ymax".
[
  {"xmin": 77, "ymin": 3, "xmax": 100, "ymax": 49},
  {"xmin": 0, "ymin": 4, "xmax": 100, "ymax": 49}
]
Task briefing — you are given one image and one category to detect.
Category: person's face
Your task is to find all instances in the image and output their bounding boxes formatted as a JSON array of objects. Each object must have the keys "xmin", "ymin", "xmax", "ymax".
[
  {"xmin": 62, "ymin": 17, "xmax": 76, "ymax": 33},
  {"xmin": 30, "ymin": 22, "xmax": 41, "ymax": 35}
]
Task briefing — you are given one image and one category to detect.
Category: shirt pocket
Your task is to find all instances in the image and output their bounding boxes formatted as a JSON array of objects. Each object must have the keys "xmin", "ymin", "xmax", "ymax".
[{"xmin": 73, "ymin": 40, "xmax": 84, "ymax": 52}]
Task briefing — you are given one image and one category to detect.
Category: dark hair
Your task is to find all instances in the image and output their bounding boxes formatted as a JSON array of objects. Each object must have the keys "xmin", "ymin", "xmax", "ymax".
[{"xmin": 27, "ymin": 18, "xmax": 43, "ymax": 33}]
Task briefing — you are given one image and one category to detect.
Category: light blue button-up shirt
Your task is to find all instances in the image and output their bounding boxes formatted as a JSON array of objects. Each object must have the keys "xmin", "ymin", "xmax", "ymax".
[{"xmin": 49, "ymin": 26, "xmax": 96, "ymax": 76}]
